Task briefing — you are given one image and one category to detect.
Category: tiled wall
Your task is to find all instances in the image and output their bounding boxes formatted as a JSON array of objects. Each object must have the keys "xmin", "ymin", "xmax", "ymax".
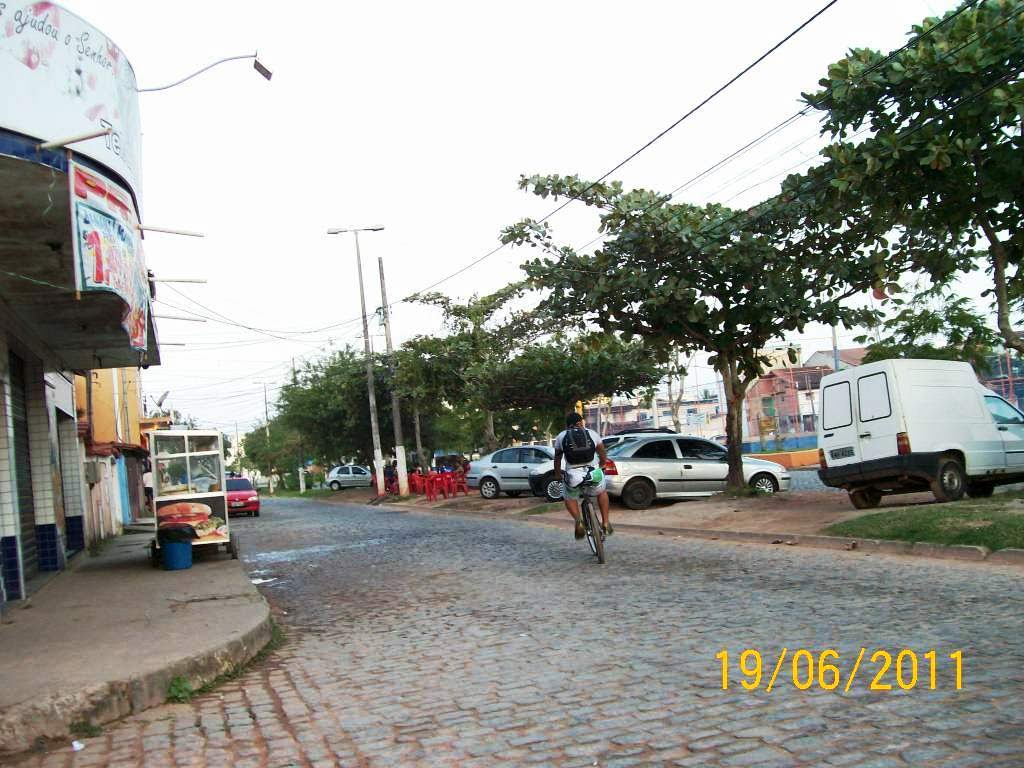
[
  {"xmin": 1, "ymin": 536, "xmax": 19, "ymax": 600},
  {"xmin": 36, "ymin": 523, "xmax": 64, "ymax": 571},
  {"xmin": 26, "ymin": 362, "xmax": 56, "ymax": 527},
  {"xmin": 0, "ymin": 336, "xmax": 16, "ymax": 541}
]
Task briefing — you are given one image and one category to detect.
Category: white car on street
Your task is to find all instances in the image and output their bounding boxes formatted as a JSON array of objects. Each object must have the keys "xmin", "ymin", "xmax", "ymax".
[
  {"xmin": 467, "ymin": 445, "xmax": 554, "ymax": 499},
  {"xmin": 326, "ymin": 464, "xmax": 373, "ymax": 490}
]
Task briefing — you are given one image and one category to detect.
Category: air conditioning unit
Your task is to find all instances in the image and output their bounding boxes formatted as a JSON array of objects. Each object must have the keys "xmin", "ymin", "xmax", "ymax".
[{"xmin": 83, "ymin": 460, "xmax": 104, "ymax": 484}]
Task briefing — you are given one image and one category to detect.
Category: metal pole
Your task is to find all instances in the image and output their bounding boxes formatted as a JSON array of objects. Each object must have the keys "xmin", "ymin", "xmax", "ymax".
[
  {"xmin": 355, "ymin": 231, "xmax": 386, "ymax": 496},
  {"xmin": 378, "ymin": 257, "xmax": 409, "ymax": 495},
  {"xmin": 831, "ymin": 326, "xmax": 841, "ymax": 371}
]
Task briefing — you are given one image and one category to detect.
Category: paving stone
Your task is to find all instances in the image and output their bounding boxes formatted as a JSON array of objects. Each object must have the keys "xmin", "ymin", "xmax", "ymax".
[{"xmin": 10, "ymin": 498, "xmax": 1022, "ymax": 768}]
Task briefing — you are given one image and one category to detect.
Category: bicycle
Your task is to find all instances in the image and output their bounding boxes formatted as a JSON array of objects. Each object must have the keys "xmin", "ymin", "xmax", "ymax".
[{"xmin": 563, "ymin": 466, "xmax": 606, "ymax": 564}]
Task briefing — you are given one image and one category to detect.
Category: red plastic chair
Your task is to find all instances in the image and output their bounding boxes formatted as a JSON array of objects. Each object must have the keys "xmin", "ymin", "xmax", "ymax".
[
  {"xmin": 452, "ymin": 471, "xmax": 469, "ymax": 496},
  {"xmin": 409, "ymin": 474, "xmax": 424, "ymax": 495},
  {"xmin": 426, "ymin": 472, "xmax": 448, "ymax": 501}
]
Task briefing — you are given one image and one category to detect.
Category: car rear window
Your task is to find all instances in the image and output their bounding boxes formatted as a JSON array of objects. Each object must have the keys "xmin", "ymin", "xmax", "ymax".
[
  {"xmin": 227, "ymin": 479, "xmax": 254, "ymax": 491},
  {"xmin": 822, "ymin": 381, "xmax": 853, "ymax": 430}
]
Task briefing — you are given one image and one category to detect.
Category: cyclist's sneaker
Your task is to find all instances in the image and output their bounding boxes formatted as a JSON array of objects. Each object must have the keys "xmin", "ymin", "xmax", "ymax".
[
  {"xmin": 603, "ymin": 523, "xmax": 614, "ymax": 536},
  {"xmin": 574, "ymin": 519, "xmax": 585, "ymax": 539}
]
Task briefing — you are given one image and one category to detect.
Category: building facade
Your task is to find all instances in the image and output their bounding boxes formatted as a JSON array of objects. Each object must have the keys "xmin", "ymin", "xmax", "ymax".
[{"xmin": 0, "ymin": 5, "xmax": 158, "ymax": 608}]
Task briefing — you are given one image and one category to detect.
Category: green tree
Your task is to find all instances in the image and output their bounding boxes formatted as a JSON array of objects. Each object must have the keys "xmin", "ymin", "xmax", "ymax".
[
  {"xmin": 478, "ymin": 335, "xmax": 661, "ymax": 416},
  {"xmin": 859, "ymin": 281, "xmax": 999, "ymax": 372},
  {"xmin": 504, "ymin": 175, "xmax": 880, "ymax": 486},
  {"xmin": 413, "ymin": 282, "xmax": 536, "ymax": 451},
  {"xmin": 804, "ymin": 0, "xmax": 1024, "ymax": 352},
  {"xmin": 393, "ymin": 334, "xmax": 470, "ymax": 467},
  {"xmin": 242, "ymin": 420, "xmax": 302, "ymax": 482}
]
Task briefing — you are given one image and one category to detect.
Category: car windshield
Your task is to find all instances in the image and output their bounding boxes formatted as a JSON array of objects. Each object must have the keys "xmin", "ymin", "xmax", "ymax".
[{"xmin": 227, "ymin": 479, "xmax": 254, "ymax": 491}]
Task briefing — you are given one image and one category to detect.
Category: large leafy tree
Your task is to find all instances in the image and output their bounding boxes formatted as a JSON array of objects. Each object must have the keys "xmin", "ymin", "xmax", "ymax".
[
  {"xmin": 504, "ymin": 175, "xmax": 881, "ymax": 486},
  {"xmin": 413, "ymin": 282, "xmax": 537, "ymax": 451},
  {"xmin": 277, "ymin": 347, "xmax": 403, "ymax": 465},
  {"xmin": 860, "ymin": 281, "xmax": 999, "ymax": 372},
  {"xmin": 478, "ymin": 335, "xmax": 661, "ymax": 417},
  {"xmin": 804, "ymin": 0, "xmax": 1024, "ymax": 351},
  {"xmin": 241, "ymin": 419, "xmax": 302, "ymax": 480},
  {"xmin": 393, "ymin": 334, "xmax": 470, "ymax": 467}
]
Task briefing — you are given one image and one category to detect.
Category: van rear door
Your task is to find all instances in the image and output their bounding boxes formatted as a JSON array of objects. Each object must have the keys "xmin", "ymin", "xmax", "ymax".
[
  {"xmin": 856, "ymin": 370, "xmax": 900, "ymax": 462},
  {"xmin": 820, "ymin": 378, "xmax": 859, "ymax": 467}
]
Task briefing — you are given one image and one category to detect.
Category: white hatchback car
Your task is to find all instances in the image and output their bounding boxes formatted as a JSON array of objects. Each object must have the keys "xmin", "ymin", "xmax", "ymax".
[{"xmin": 326, "ymin": 464, "xmax": 373, "ymax": 490}]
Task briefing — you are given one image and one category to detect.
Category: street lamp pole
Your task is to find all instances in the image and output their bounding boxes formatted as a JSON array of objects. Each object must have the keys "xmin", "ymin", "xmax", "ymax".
[{"xmin": 328, "ymin": 226, "xmax": 387, "ymax": 496}]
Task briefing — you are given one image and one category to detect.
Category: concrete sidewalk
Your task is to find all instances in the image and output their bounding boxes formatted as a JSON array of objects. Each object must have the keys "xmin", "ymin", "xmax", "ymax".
[{"xmin": 0, "ymin": 533, "xmax": 272, "ymax": 756}]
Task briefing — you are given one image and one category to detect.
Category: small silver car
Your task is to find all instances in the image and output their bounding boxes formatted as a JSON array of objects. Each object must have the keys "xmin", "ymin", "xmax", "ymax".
[
  {"xmin": 467, "ymin": 445, "xmax": 555, "ymax": 499},
  {"xmin": 603, "ymin": 435, "xmax": 790, "ymax": 509},
  {"xmin": 326, "ymin": 464, "xmax": 373, "ymax": 490}
]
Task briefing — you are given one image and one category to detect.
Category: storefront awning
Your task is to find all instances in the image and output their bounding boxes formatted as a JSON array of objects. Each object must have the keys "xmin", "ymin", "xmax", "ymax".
[{"xmin": 0, "ymin": 137, "xmax": 159, "ymax": 370}]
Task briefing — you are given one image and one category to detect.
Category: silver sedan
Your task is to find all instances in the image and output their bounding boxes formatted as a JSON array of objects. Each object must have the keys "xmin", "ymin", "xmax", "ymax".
[{"xmin": 604, "ymin": 435, "xmax": 790, "ymax": 509}]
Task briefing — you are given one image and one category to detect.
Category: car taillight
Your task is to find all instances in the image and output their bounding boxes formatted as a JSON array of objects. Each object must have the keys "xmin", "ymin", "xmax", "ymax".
[
  {"xmin": 603, "ymin": 460, "xmax": 618, "ymax": 476},
  {"xmin": 818, "ymin": 448, "xmax": 826, "ymax": 469},
  {"xmin": 897, "ymin": 432, "xmax": 911, "ymax": 455}
]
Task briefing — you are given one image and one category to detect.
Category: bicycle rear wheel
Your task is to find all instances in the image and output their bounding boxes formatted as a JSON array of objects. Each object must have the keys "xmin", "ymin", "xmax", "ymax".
[{"xmin": 583, "ymin": 498, "xmax": 605, "ymax": 564}]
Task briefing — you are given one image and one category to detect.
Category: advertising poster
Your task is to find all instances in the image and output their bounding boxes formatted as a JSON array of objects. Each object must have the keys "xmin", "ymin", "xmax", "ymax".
[
  {"xmin": 69, "ymin": 161, "xmax": 149, "ymax": 351},
  {"xmin": 0, "ymin": 2, "xmax": 142, "ymax": 195}
]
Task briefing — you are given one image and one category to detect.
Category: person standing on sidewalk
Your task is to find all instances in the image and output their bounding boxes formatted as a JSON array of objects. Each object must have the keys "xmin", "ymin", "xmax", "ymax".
[{"xmin": 142, "ymin": 464, "xmax": 154, "ymax": 513}]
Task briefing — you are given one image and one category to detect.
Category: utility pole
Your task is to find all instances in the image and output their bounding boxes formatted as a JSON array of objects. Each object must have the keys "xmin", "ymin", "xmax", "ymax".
[
  {"xmin": 355, "ymin": 231, "xmax": 386, "ymax": 496},
  {"xmin": 263, "ymin": 383, "xmax": 274, "ymax": 495},
  {"xmin": 831, "ymin": 326, "xmax": 841, "ymax": 372},
  {"xmin": 378, "ymin": 256, "xmax": 408, "ymax": 495},
  {"xmin": 327, "ymin": 225, "xmax": 387, "ymax": 496}
]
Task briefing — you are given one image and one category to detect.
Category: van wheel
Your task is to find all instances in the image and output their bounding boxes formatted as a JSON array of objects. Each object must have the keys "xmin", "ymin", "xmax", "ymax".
[
  {"xmin": 931, "ymin": 457, "xmax": 966, "ymax": 502},
  {"xmin": 850, "ymin": 488, "xmax": 882, "ymax": 510},
  {"xmin": 966, "ymin": 482, "xmax": 995, "ymax": 498},
  {"xmin": 622, "ymin": 479, "xmax": 656, "ymax": 510}
]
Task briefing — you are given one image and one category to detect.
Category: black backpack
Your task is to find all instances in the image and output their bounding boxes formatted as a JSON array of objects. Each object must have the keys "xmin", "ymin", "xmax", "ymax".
[{"xmin": 562, "ymin": 427, "xmax": 596, "ymax": 465}]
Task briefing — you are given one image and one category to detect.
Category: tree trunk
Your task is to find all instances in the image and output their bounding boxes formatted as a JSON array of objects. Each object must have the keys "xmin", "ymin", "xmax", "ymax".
[
  {"xmin": 979, "ymin": 216, "xmax": 1024, "ymax": 355},
  {"xmin": 413, "ymin": 402, "xmax": 426, "ymax": 471},
  {"xmin": 718, "ymin": 355, "xmax": 747, "ymax": 489},
  {"xmin": 483, "ymin": 409, "xmax": 498, "ymax": 453}
]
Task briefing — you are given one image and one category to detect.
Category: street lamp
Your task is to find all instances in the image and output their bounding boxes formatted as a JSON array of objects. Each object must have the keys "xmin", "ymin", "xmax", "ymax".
[
  {"xmin": 327, "ymin": 226, "xmax": 388, "ymax": 496},
  {"xmin": 137, "ymin": 53, "xmax": 273, "ymax": 93}
]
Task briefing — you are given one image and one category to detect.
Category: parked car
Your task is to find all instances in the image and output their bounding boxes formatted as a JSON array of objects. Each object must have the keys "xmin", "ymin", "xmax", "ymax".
[
  {"xmin": 817, "ymin": 358, "xmax": 1024, "ymax": 508},
  {"xmin": 529, "ymin": 429, "xmax": 686, "ymax": 501},
  {"xmin": 226, "ymin": 477, "xmax": 260, "ymax": 517},
  {"xmin": 327, "ymin": 464, "xmax": 373, "ymax": 490},
  {"xmin": 600, "ymin": 435, "xmax": 789, "ymax": 509},
  {"xmin": 467, "ymin": 445, "xmax": 555, "ymax": 499}
]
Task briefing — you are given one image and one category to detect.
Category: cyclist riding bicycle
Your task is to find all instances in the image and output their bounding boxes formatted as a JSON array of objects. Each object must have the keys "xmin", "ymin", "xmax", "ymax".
[{"xmin": 554, "ymin": 412, "xmax": 612, "ymax": 541}]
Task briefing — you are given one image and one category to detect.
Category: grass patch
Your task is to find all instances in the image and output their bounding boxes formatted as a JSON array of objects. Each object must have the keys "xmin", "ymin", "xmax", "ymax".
[
  {"xmin": 825, "ymin": 496, "xmax": 1024, "ymax": 551},
  {"xmin": 522, "ymin": 503, "xmax": 563, "ymax": 516},
  {"xmin": 164, "ymin": 619, "xmax": 286, "ymax": 704},
  {"xmin": 271, "ymin": 488, "xmax": 346, "ymax": 499},
  {"xmin": 69, "ymin": 720, "xmax": 102, "ymax": 738},
  {"xmin": 166, "ymin": 676, "xmax": 193, "ymax": 703}
]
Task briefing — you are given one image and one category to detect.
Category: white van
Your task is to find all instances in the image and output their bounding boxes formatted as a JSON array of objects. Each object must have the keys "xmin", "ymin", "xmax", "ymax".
[{"xmin": 817, "ymin": 358, "xmax": 1024, "ymax": 508}]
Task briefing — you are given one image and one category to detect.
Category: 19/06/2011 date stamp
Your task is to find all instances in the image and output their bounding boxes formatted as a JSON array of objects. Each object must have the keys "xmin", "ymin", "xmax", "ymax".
[{"xmin": 716, "ymin": 648, "xmax": 964, "ymax": 692}]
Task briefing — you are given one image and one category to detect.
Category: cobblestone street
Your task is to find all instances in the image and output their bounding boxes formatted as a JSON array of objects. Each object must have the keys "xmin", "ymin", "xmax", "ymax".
[{"xmin": 18, "ymin": 498, "xmax": 1024, "ymax": 767}]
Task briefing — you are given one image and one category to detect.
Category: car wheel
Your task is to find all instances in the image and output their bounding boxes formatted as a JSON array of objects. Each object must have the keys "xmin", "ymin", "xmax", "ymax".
[
  {"xmin": 849, "ymin": 488, "xmax": 882, "ymax": 509},
  {"xmin": 749, "ymin": 473, "xmax": 779, "ymax": 494},
  {"xmin": 543, "ymin": 474, "xmax": 563, "ymax": 503},
  {"xmin": 622, "ymin": 478, "xmax": 656, "ymax": 510},
  {"xmin": 966, "ymin": 482, "xmax": 994, "ymax": 498},
  {"xmin": 479, "ymin": 477, "xmax": 500, "ymax": 499},
  {"xmin": 329, "ymin": 481, "xmax": 341, "ymax": 491},
  {"xmin": 931, "ymin": 455, "xmax": 966, "ymax": 502},
  {"xmin": 506, "ymin": 490, "xmax": 522, "ymax": 498},
  {"xmin": 254, "ymin": 509, "xmax": 260, "ymax": 517}
]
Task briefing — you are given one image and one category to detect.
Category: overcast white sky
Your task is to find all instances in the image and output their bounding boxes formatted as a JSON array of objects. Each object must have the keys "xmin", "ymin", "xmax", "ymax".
[{"xmin": 67, "ymin": 0, "xmax": 960, "ymax": 434}]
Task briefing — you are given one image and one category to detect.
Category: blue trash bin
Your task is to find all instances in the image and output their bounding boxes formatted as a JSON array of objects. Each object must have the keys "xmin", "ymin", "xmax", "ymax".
[{"xmin": 162, "ymin": 541, "xmax": 193, "ymax": 570}]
